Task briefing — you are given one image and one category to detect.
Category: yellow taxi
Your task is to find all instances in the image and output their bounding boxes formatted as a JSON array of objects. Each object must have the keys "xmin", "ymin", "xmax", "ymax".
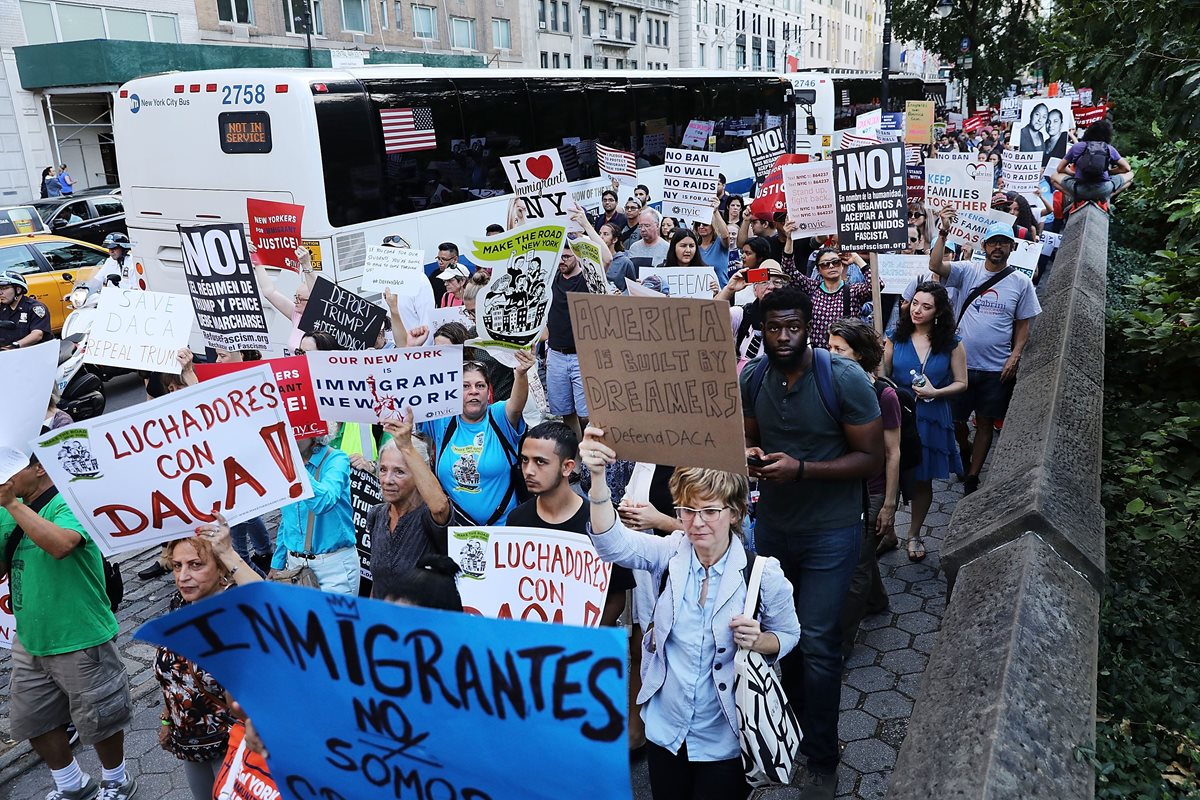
[{"xmin": 0, "ymin": 234, "xmax": 105, "ymax": 333}]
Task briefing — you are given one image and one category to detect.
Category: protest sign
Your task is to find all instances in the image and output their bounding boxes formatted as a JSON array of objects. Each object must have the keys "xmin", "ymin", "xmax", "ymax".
[
  {"xmin": 0, "ymin": 341, "xmax": 59, "ymax": 481},
  {"xmin": 178, "ymin": 223, "xmax": 271, "ymax": 352},
  {"xmin": 36, "ymin": 367, "xmax": 313, "ymax": 556},
  {"xmin": 1040, "ymin": 230, "xmax": 1062, "ymax": 257},
  {"xmin": 469, "ymin": 223, "xmax": 566, "ymax": 356},
  {"xmin": 832, "ymin": 143, "xmax": 908, "ymax": 252},
  {"xmin": 359, "ymin": 245, "xmax": 427, "ymax": 295},
  {"xmin": 929, "ymin": 151, "xmax": 975, "ymax": 162},
  {"xmin": 350, "ymin": 467, "xmax": 382, "ymax": 582},
  {"xmin": 246, "ymin": 198, "xmax": 303, "ymax": 271},
  {"xmin": 596, "ymin": 143, "xmax": 637, "ymax": 186},
  {"xmin": 307, "ymin": 346, "xmax": 462, "ymax": 424},
  {"xmin": 747, "ymin": 127, "xmax": 788, "ymax": 182},
  {"xmin": 502, "ymin": 147, "xmax": 579, "ymax": 226},
  {"xmin": 795, "ymin": 134, "xmax": 832, "ymax": 160},
  {"xmin": 782, "ymin": 161, "xmax": 836, "ymax": 238},
  {"xmin": 836, "ymin": 129, "xmax": 880, "ymax": 150},
  {"xmin": 662, "ymin": 148, "xmax": 721, "ymax": 225},
  {"xmin": 568, "ymin": 293, "xmax": 745, "ymax": 473},
  {"xmin": 748, "ymin": 154, "xmax": 807, "ymax": 220},
  {"xmin": 876, "ymin": 255, "xmax": 931, "ymax": 295},
  {"xmin": 85, "ymin": 289, "xmax": 193, "ymax": 374},
  {"xmin": 880, "ymin": 112, "xmax": 905, "ymax": 143},
  {"xmin": 626, "ymin": 279, "xmax": 666, "ymax": 299},
  {"xmin": 905, "ymin": 100, "xmax": 935, "ymax": 144},
  {"xmin": 637, "ymin": 267, "xmax": 714, "ymax": 299},
  {"xmin": 1009, "ymin": 239, "xmax": 1041, "ymax": 278},
  {"xmin": 682, "ymin": 119, "xmax": 715, "ymax": 149},
  {"xmin": 1010, "ymin": 97, "xmax": 1075, "ymax": 166},
  {"xmin": 1003, "ymin": 149, "xmax": 1044, "ymax": 195},
  {"xmin": 194, "ymin": 355, "xmax": 327, "ymax": 440},
  {"xmin": 298, "ymin": 276, "xmax": 389, "ymax": 350},
  {"xmin": 925, "ymin": 159, "xmax": 994, "ymax": 215},
  {"xmin": 856, "ymin": 109, "xmax": 883, "ymax": 140},
  {"xmin": 947, "ymin": 208, "xmax": 1016, "ymax": 249},
  {"xmin": 1079, "ymin": 88, "xmax": 1094, "ymax": 106},
  {"xmin": 1073, "ymin": 105, "xmax": 1108, "ymax": 126},
  {"xmin": 906, "ymin": 164, "xmax": 926, "ymax": 203},
  {"xmin": 428, "ymin": 304, "xmax": 473, "ymax": 331},
  {"xmin": 448, "ymin": 526, "xmax": 611, "ymax": 627},
  {"xmin": 999, "ymin": 96, "xmax": 1021, "ymax": 122},
  {"xmin": 134, "ymin": 582, "xmax": 630, "ymax": 800},
  {"xmin": 569, "ymin": 238, "xmax": 611, "ymax": 296},
  {"xmin": 0, "ymin": 578, "xmax": 12, "ymax": 649}
]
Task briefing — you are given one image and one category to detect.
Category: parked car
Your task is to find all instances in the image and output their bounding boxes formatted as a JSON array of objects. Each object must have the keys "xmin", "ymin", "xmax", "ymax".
[
  {"xmin": 0, "ymin": 234, "xmax": 105, "ymax": 333},
  {"xmin": 0, "ymin": 205, "xmax": 47, "ymax": 237},
  {"xmin": 30, "ymin": 194, "xmax": 126, "ymax": 247}
]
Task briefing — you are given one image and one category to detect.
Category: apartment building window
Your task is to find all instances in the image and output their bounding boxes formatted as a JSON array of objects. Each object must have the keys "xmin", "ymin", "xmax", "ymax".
[
  {"xmin": 564, "ymin": 53, "xmax": 571, "ymax": 67},
  {"xmin": 654, "ymin": 19, "xmax": 660, "ymax": 44},
  {"xmin": 341, "ymin": 0, "xmax": 369, "ymax": 32},
  {"xmin": 599, "ymin": 9, "xmax": 607, "ymax": 31},
  {"xmin": 752, "ymin": 38, "xmax": 761, "ymax": 69},
  {"xmin": 412, "ymin": 4, "xmax": 436, "ymax": 38},
  {"xmin": 492, "ymin": 17, "xmax": 511, "ymax": 48},
  {"xmin": 553, "ymin": 52, "xmax": 560, "ymax": 67},
  {"xmin": 218, "ymin": 0, "xmax": 254, "ymax": 24},
  {"xmin": 550, "ymin": 0, "xmax": 558, "ymax": 30},
  {"xmin": 767, "ymin": 40, "xmax": 775, "ymax": 69},
  {"xmin": 538, "ymin": 0, "xmax": 546, "ymax": 25},
  {"xmin": 561, "ymin": 2, "xmax": 569, "ymax": 33},
  {"xmin": 616, "ymin": 58, "xmax": 624, "ymax": 68},
  {"xmin": 603, "ymin": 56, "xmax": 609, "ymax": 68},
  {"xmin": 614, "ymin": 12, "xmax": 621, "ymax": 38},
  {"xmin": 698, "ymin": 41, "xmax": 705, "ymax": 65},
  {"xmin": 581, "ymin": 6, "xmax": 590, "ymax": 35},
  {"xmin": 645, "ymin": 18, "xmax": 650, "ymax": 43},
  {"xmin": 717, "ymin": 44, "xmax": 724, "ymax": 67},
  {"xmin": 628, "ymin": 13, "xmax": 635, "ymax": 40},
  {"xmin": 377, "ymin": 0, "xmax": 386, "ymax": 28},
  {"xmin": 22, "ymin": 1, "xmax": 183, "ymax": 41},
  {"xmin": 280, "ymin": 0, "xmax": 323, "ymax": 34},
  {"xmin": 450, "ymin": 16, "xmax": 474, "ymax": 48},
  {"xmin": 736, "ymin": 42, "xmax": 745, "ymax": 67},
  {"xmin": 663, "ymin": 20, "xmax": 668, "ymax": 43},
  {"xmin": 630, "ymin": 59, "xmax": 637, "ymax": 68},
  {"xmin": 541, "ymin": 51, "xmax": 549, "ymax": 67},
  {"xmin": 584, "ymin": 54, "xmax": 592, "ymax": 67}
]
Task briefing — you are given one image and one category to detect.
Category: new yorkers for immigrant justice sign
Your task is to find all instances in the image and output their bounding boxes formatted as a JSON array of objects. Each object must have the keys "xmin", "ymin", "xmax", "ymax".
[
  {"xmin": 246, "ymin": 198, "xmax": 304, "ymax": 271},
  {"xmin": 832, "ymin": 143, "xmax": 908, "ymax": 252},
  {"xmin": 178, "ymin": 223, "xmax": 271, "ymax": 352},
  {"xmin": 134, "ymin": 583, "xmax": 630, "ymax": 800},
  {"xmin": 568, "ymin": 294, "xmax": 746, "ymax": 474},
  {"xmin": 35, "ymin": 367, "xmax": 313, "ymax": 557}
]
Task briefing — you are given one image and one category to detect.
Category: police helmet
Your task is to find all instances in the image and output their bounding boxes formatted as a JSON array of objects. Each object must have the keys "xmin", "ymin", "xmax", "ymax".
[
  {"xmin": 103, "ymin": 232, "xmax": 131, "ymax": 250},
  {"xmin": 0, "ymin": 271, "xmax": 29, "ymax": 292}
]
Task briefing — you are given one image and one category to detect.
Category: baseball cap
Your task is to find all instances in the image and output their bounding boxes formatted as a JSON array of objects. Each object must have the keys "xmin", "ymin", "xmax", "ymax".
[
  {"xmin": 983, "ymin": 222, "xmax": 1016, "ymax": 243},
  {"xmin": 435, "ymin": 265, "xmax": 470, "ymax": 281}
]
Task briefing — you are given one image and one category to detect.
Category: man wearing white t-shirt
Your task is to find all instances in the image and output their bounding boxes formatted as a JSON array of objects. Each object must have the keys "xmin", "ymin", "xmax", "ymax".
[{"xmin": 929, "ymin": 209, "xmax": 1041, "ymax": 494}]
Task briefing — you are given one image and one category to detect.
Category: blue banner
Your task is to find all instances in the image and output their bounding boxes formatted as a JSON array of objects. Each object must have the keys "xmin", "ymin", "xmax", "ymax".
[{"xmin": 136, "ymin": 582, "xmax": 630, "ymax": 800}]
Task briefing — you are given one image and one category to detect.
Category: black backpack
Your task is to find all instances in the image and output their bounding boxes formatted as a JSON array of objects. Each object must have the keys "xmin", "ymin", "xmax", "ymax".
[
  {"xmin": 874, "ymin": 376, "xmax": 923, "ymax": 473},
  {"xmin": 1074, "ymin": 141, "xmax": 1111, "ymax": 183}
]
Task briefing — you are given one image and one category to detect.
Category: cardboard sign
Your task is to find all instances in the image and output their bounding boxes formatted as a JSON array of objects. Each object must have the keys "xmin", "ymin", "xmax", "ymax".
[
  {"xmin": 448, "ymin": 526, "xmax": 612, "ymax": 627},
  {"xmin": 999, "ymin": 96, "xmax": 1021, "ymax": 122},
  {"xmin": 502, "ymin": 147, "xmax": 579, "ymax": 226},
  {"xmin": 568, "ymin": 294, "xmax": 745, "ymax": 473},
  {"xmin": 596, "ymin": 143, "xmax": 637, "ymax": 186},
  {"xmin": 636, "ymin": 267, "xmax": 714, "ymax": 299},
  {"xmin": 134, "ymin": 583, "xmax": 630, "ymax": 800},
  {"xmin": 877, "ymin": 255, "xmax": 932, "ymax": 295},
  {"xmin": 662, "ymin": 148, "xmax": 721, "ymax": 225},
  {"xmin": 1010, "ymin": 98, "xmax": 1076, "ymax": 166},
  {"xmin": 85, "ymin": 289, "xmax": 193, "ymax": 374},
  {"xmin": 307, "ymin": 346, "xmax": 463, "ymax": 424},
  {"xmin": 925, "ymin": 159, "xmax": 994, "ymax": 215},
  {"xmin": 298, "ymin": 276, "xmax": 389, "ymax": 350},
  {"xmin": 0, "ymin": 577, "xmax": 12, "ymax": 649},
  {"xmin": 360, "ymin": 245, "xmax": 427, "ymax": 295},
  {"xmin": 178, "ymin": 223, "xmax": 271, "ymax": 352},
  {"xmin": 682, "ymin": 119, "xmax": 715, "ymax": 149},
  {"xmin": 569, "ymin": 238, "xmax": 610, "ymax": 296},
  {"xmin": 947, "ymin": 208, "xmax": 1016, "ymax": 249},
  {"xmin": 1003, "ymin": 149, "xmax": 1044, "ymax": 195},
  {"xmin": 469, "ymin": 223, "xmax": 567, "ymax": 354},
  {"xmin": 747, "ymin": 127, "xmax": 788, "ymax": 182},
  {"xmin": 905, "ymin": 101, "xmax": 935, "ymax": 144},
  {"xmin": 350, "ymin": 467, "xmax": 382, "ymax": 582},
  {"xmin": 0, "ymin": 341, "xmax": 58, "ymax": 481},
  {"xmin": 193, "ymin": 355, "xmax": 327, "ymax": 440},
  {"xmin": 36, "ymin": 367, "xmax": 313, "ymax": 556},
  {"xmin": 782, "ymin": 161, "xmax": 837, "ymax": 238},
  {"xmin": 832, "ymin": 143, "xmax": 908, "ymax": 252},
  {"xmin": 246, "ymin": 198, "xmax": 304, "ymax": 271},
  {"xmin": 1009, "ymin": 239, "xmax": 1041, "ymax": 277}
]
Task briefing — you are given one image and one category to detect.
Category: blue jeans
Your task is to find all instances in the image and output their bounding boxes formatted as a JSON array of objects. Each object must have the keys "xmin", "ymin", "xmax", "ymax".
[
  {"xmin": 755, "ymin": 521, "xmax": 862, "ymax": 775},
  {"xmin": 230, "ymin": 517, "xmax": 271, "ymax": 563}
]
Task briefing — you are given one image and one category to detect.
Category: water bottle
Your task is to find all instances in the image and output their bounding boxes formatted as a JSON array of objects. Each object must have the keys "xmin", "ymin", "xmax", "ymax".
[{"xmin": 910, "ymin": 369, "xmax": 934, "ymax": 403}]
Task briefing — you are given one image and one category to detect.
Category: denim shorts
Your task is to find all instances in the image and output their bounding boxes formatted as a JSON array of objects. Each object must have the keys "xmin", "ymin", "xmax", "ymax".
[{"xmin": 546, "ymin": 348, "xmax": 588, "ymax": 417}]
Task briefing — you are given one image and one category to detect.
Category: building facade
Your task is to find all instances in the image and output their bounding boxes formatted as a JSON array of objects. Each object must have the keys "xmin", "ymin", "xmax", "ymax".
[{"xmin": 527, "ymin": 0, "xmax": 679, "ymax": 72}]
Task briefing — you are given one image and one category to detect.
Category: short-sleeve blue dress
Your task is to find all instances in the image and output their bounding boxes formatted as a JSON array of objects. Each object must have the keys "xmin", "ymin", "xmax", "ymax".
[{"xmin": 889, "ymin": 335, "xmax": 963, "ymax": 481}]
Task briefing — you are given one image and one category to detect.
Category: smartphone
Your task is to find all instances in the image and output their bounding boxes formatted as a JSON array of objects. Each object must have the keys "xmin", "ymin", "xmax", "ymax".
[
  {"xmin": 746, "ymin": 267, "xmax": 769, "ymax": 283},
  {"xmin": 747, "ymin": 455, "xmax": 774, "ymax": 468}
]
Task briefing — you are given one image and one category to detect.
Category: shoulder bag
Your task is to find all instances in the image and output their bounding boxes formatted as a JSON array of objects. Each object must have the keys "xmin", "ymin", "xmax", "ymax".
[{"xmin": 270, "ymin": 449, "xmax": 330, "ymax": 589}]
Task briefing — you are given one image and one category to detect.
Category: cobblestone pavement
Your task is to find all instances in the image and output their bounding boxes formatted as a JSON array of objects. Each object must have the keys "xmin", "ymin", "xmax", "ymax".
[{"xmin": 2, "ymin": 482, "xmax": 958, "ymax": 800}]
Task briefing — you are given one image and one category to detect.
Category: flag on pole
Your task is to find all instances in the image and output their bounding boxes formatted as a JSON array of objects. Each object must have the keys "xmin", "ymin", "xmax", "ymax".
[{"xmin": 379, "ymin": 107, "xmax": 437, "ymax": 154}]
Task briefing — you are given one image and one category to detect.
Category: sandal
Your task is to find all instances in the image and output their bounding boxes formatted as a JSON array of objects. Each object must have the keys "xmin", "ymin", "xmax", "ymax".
[
  {"xmin": 907, "ymin": 537, "xmax": 927, "ymax": 562},
  {"xmin": 876, "ymin": 533, "xmax": 899, "ymax": 556}
]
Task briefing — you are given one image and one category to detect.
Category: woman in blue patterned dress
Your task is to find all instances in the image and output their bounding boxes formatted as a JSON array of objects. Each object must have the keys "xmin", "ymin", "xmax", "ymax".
[{"xmin": 885, "ymin": 282, "xmax": 968, "ymax": 561}]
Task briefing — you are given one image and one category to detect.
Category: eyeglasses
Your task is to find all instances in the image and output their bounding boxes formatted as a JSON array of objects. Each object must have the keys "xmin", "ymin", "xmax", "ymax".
[
  {"xmin": 765, "ymin": 278, "xmax": 788, "ymax": 288},
  {"xmin": 909, "ymin": 237, "xmax": 920, "ymax": 244},
  {"xmin": 908, "ymin": 211, "xmax": 926, "ymax": 218},
  {"xmin": 674, "ymin": 506, "xmax": 729, "ymax": 522}
]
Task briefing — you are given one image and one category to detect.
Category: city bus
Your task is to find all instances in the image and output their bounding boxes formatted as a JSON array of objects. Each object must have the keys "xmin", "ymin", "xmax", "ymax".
[
  {"xmin": 786, "ymin": 71, "xmax": 943, "ymax": 148},
  {"xmin": 113, "ymin": 67, "xmax": 795, "ymax": 349}
]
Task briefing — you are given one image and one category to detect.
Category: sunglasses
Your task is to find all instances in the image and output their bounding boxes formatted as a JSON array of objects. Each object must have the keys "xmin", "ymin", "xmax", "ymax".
[
  {"xmin": 908, "ymin": 211, "xmax": 926, "ymax": 218},
  {"xmin": 817, "ymin": 259, "xmax": 840, "ymax": 267}
]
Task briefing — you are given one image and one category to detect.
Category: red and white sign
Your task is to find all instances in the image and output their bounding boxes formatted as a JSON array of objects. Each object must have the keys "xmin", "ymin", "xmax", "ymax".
[
  {"xmin": 247, "ymin": 198, "xmax": 304, "ymax": 272},
  {"xmin": 194, "ymin": 355, "xmax": 327, "ymax": 440},
  {"xmin": 1073, "ymin": 105, "xmax": 1108, "ymax": 126}
]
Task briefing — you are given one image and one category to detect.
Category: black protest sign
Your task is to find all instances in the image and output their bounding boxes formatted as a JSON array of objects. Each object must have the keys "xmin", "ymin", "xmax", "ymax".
[
  {"xmin": 349, "ymin": 467, "xmax": 382, "ymax": 589},
  {"xmin": 297, "ymin": 276, "xmax": 389, "ymax": 350},
  {"xmin": 832, "ymin": 143, "xmax": 908, "ymax": 252},
  {"xmin": 747, "ymin": 127, "xmax": 788, "ymax": 182},
  {"xmin": 178, "ymin": 223, "xmax": 270, "ymax": 351}
]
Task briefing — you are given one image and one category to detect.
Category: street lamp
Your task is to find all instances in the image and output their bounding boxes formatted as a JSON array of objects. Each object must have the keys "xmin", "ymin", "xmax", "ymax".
[
  {"xmin": 934, "ymin": 0, "xmax": 953, "ymax": 19},
  {"xmin": 294, "ymin": 7, "xmax": 314, "ymax": 68}
]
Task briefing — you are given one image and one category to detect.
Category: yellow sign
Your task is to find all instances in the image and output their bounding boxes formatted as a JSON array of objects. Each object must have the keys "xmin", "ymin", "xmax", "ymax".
[
  {"xmin": 905, "ymin": 101, "xmax": 935, "ymax": 145},
  {"xmin": 301, "ymin": 239, "xmax": 323, "ymax": 271}
]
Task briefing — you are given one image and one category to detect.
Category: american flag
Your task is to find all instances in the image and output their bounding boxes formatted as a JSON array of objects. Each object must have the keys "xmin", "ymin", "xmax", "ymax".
[
  {"xmin": 596, "ymin": 143, "xmax": 637, "ymax": 180},
  {"xmin": 379, "ymin": 107, "xmax": 437, "ymax": 154},
  {"xmin": 836, "ymin": 129, "xmax": 880, "ymax": 150},
  {"xmin": 905, "ymin": 145, "xmax": 924, "ymax": 165}
]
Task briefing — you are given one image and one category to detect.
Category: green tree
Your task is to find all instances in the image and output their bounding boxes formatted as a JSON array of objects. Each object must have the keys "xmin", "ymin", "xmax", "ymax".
[{"xmin": 890, "ymin": 0, "xmax": 1042, "ymax": 109}]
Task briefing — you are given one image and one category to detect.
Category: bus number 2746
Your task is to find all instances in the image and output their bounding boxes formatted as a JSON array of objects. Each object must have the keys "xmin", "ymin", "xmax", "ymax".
[{"xmin": 221, "ymin": 85, "xmax": 266, "ymax": 105}]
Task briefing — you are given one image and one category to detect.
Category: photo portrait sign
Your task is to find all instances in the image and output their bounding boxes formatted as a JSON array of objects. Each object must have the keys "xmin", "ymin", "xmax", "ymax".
[
  {"xmin": 134, "ymin": 583, "xmax": 631, "ymax": 800},
  {"xmin": 246, "ymin": 198, "xmax": 304, "ymax": 271},
  {"xmin": 831, "ymin": 143, "xmax": 908, "ymax": 252},
  {"xmin": 448, "ymin": 526, "xmax": 612, "ymax": 628},
  {"xmin": 662, "ymin": 148, "xmax": 721, "ymax": 225},
  {"xmin": 469, "ymin": 223, "xmax": 567, "ymax": 358},
  {"xmin": 298, "ymin": 276, "xmax": 390, "ymax": 350},
  {"xmin": 178, "ymin": 223, "xmax": 271, "ymax": 352},
  {"xmin": 1010, "ymin": 97, "xmax": 1076, "ymax": 166},
  {"xmin": 36, "ymin": 367, "xmax": 313, "ymax": 556},
  {"xmin": 84, "ymin": 289, "xmax": 193, "ymax": 374},
  {"xmin": 568, "ymin": 294, "xmax": 746, "ymax": 473},
  {"xmin": 306, "ymin": 346, "xmax": 464, "ymax": 424}
]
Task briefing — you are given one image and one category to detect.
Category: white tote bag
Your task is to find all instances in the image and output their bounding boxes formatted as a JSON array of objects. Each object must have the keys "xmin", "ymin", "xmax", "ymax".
[{"xmin": 733, "ymin": 554, "xmax": 803, "ymax": 787}]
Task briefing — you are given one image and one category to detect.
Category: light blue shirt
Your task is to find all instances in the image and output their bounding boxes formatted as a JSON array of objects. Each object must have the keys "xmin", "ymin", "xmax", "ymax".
[
  {"xmin": 419, "ymin": 401, "xmax": 526, "ymax": 525},
  {"xmin": 643, "ymin": 546, "xmax": 739, "ymax": 761},
  {"xmin": 698, "ymin": 239, "xmax": 730, "ymax": 287},
  {"xmin": 272, "ymin": 445, "xmax": 355, "ymax": 569}
]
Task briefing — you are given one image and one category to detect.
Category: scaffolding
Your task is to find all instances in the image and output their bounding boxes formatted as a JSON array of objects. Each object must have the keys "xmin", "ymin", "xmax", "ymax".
[{"xmin": 42, "ymin": 87, "xmax": 118, "ymax": 186}]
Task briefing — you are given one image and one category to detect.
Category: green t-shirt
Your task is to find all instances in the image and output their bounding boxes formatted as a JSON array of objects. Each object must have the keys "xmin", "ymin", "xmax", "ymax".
[{"xmin": 0, "ymin": 494, "xmax": 118, "ymax": 656}]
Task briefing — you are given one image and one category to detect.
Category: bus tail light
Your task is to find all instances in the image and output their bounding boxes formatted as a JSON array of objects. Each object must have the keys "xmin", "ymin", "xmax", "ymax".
[
  {"xmin": 275, "ymin": 84, "xmax": 289, "ymax": 93},
  {"xmin": 311, "ymin": 83, "xmax": 329, "ymax": 94}
]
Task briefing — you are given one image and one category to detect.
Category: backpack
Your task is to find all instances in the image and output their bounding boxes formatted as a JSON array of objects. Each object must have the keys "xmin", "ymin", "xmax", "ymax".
[
  {"xmin": 437, "ymin": 411, "xmax": 530, "ymax": 526},
  {"xmin": 874, "ymin": 376, "xmax": 922, "ymax": 473},
  {"xmin": 746, "ymin": 346, "xmax": 841, "ymax": 423},
  {"xmin": 1074, "ymin": 141, "xmax": 1111, "ymax": 183}
]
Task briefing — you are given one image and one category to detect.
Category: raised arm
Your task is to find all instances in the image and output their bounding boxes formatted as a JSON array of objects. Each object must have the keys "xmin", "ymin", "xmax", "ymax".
[
  {"xmin": 711, "ymin": 205, "xmax": 729, "ymax": 241},
  {"xmin": 505, "ymin": 348, "xmax": 534, "ymax": 428},
  {"xmin": 382, "ymin": 409, "xmax": 450, "ymax": 525},
  {"xmin": 0, "ymin": 475, "xmax": 81, "ymax": 560},
  {"xmin": 929, "ymin": 208, "xmax": 955, "ymax": 278}
]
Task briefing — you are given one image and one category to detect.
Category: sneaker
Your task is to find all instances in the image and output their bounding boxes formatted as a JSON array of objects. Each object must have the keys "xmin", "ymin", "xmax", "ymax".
[
  {"xmin": 963, "ymin": 475, "xmax": 980, "ymax": 495},
  {"xmin": 798, "ymin": 768, "xmax": 838, "ymax": 800},
  {"xmin": 66, "ymin": 723, "xmax": 80, "ymax": 746},
  {"xmin": 46, "ymin": 776, "xmax": 99, "ymax": 800},
  {"xmin": 97, "ymin": 777, "xmax": 137, "ymax": 800}
]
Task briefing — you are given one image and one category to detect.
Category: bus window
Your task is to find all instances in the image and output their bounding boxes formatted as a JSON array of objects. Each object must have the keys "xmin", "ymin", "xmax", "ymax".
[
  {"xmin": 586, "ymin": 80, "xmax": 634, "ymax": 157},
  {"xmin": 314, "ymin": 80, "xmax": 389, "ymax": 227},
  {"xmin": 628, "ymin": 80, "xmax": 680, "ymax": 164},
  {"xmin": 527, "ymin": 78, "xmax": 597, "ymax": 181},
  {"xmin": 452, "ymin": 77, "xmax": 535, "ymax": 198}
]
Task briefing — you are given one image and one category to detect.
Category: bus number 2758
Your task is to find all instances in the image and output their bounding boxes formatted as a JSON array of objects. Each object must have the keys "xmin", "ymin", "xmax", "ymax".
[{"xmin": 221, "ymin": 85, "xmax": 266, "ymax": 105}]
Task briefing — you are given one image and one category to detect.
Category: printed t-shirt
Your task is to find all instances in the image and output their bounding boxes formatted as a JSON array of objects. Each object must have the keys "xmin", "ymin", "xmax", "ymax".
[
  {"xmin": 0, "ymin": 494, "xmax": 118, "ymax": 656},
  {"xmin": 946, "ymin": 261, "xmax": 1041, "ymax": 371},
  {"xmin": 419, "ymin": 401, "xmax": 526, "ymax": 525}
]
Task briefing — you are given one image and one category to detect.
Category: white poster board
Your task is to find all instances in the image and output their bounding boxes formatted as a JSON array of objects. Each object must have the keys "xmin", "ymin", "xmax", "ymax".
[
  {"xmin": 428, "ymin": 305, "xmax": 473, "ymax": 331},
  {"xmin": 682, "ymin": 120, "xmax": 715, "ymax": 149},
  {"xmin": 1009, "ymin": 239, "xmax": 1041, "ymax": 277},
  {"xmin": 502, "ymin": 147, "xmax": 581, "ymax": 228},
  {"xmin": 596, "ymin": 143, "xmax": 637, "ymax": 186},
  {"xmin": 448, "ymin": 526, "xmax": 612, "ymax": 628},
  {"xmin": 637, "ymin": 267, "xmax": 714, "ymax": 299},
  {"xmin": 925, "ymin": 159, "xmax": 994, "ymax": 215},
  {"xmin": 948, "ymin": 208, "xmax": 1016, "ymax": 249},
  {"xmin": 876, "ymin": 255, "xmax": 931, "ymax": 295},
  {"xmin": 360, "ymin": 246, "xmax": 427, "ymax": 295},
  {"xmin": 85, "ymin": 289, "xmax": 193, "ymax": 374},
  {"xmin": 662, "ymin": 148, "xmax": 721, "ymax": 225},
  {"xmin": 307, "ymin": 346, "xmax": 464, "ymax": 424},
  {"xmin": 35, "ymin": 367, "xmax": 313, "ymax": 557},
  {"xmin": 0, "ymin": 341, "xmax": 57, "ymax": 481},
  {"xmin": 1003, "ymin": 150, "xmax": 1044, "ymax": 195},
  {"xmin": 782, "ymin": 161, "xmax": 837, "ymax": 238},
  {"xmin": 0, "ymin": 577, "xmax": 12, "ymax": 649}
]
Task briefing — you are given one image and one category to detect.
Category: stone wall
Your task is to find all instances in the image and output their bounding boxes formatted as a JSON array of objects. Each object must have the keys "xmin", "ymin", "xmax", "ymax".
[{"xmin": 888, "ymin": 204, "xmax": 1109, "ymax": 800}]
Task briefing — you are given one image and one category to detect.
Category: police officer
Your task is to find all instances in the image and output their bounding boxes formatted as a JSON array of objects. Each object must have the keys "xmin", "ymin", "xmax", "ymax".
[
  {"xmin": 0, "ymin": 271, "xmax": 51, "ymax": 349},
  {"xmin": 96, "ymin": 232, "xmax": 137, "ymax": 288}
]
